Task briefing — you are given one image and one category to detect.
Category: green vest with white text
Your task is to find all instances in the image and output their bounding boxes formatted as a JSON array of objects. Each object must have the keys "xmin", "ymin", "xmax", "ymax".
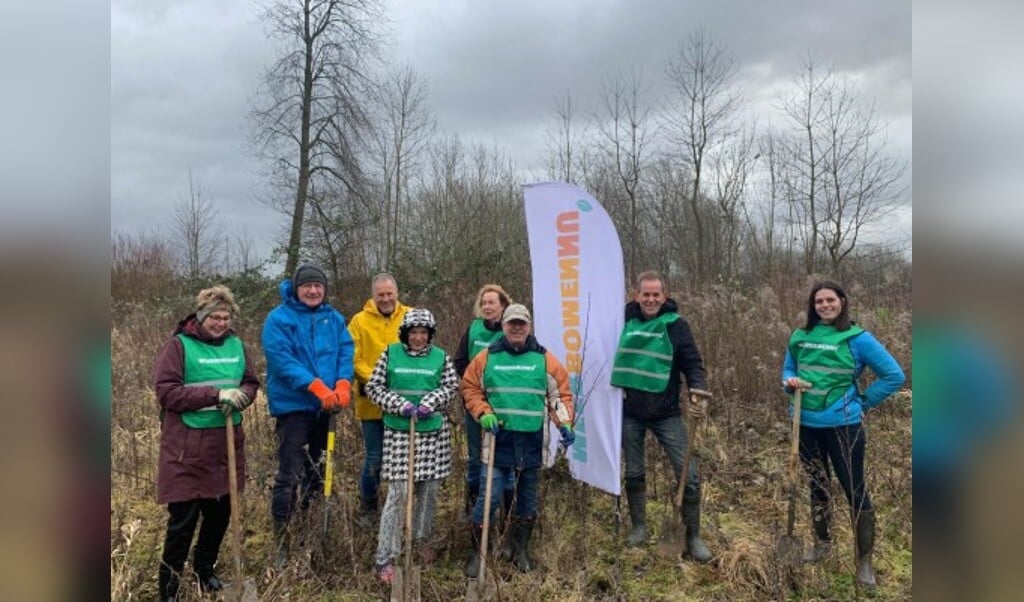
[
  {"xmin": 611, "ymin": 313, "xmax": 678, "ymax": 393},
  {"xmin": 382, "ymin": 343, "xmax": 445, "ymax": 433},
  {"xmin": 177, "ymin": 334, "xmax": 244, "ymax": 429},
  {"xmin": 482, "ymin": 350, "xmax": 547, "ymax": 432},
  {"xmin": 468, "ymin": 318, "xmax": 503, "ymax": 360},
  {"xmin": 788, "ymin": 324, "xmax": 864, "ymax": 411}
]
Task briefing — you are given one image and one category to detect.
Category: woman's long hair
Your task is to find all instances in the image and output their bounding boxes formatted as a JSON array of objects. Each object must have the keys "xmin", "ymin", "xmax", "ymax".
[{"xmin": 803, "ymin": 280, "xmax": 852, "ymax": 331}]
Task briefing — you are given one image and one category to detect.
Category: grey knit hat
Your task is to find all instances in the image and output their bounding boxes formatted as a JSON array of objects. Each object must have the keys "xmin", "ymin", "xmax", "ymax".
[{"xmin": 292, "ymin": 263, "xmax": 327, "ymax": 290}]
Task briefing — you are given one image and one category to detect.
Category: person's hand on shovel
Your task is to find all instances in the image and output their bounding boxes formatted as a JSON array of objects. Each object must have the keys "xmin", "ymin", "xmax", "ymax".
[
  {"xmin": 687, "ymin": 388, "xmax": 712, "ymax": 420},
  {"xmin": 218, "ymin": 388, "xmax": 250, "ymax": 416},
  {"xmin": 783, "ymin": 377, "xmax": 813, "ymax": 391}
]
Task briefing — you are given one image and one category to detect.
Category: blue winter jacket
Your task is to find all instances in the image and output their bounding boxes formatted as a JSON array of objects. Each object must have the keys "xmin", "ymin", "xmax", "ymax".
[
  {"xmin": 262, "ymin": 280, "xmax": 355, "ymax": 417},
  {"xmin": 782, "ymin": 329, "xmax": 905, "ymax": 428}
]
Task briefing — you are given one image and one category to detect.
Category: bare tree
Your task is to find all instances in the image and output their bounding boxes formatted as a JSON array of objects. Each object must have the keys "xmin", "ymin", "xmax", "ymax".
[
  {"xmin": 545, "ymin": 89, "xmax": 584, "ymax": 184},
  {"xmin": 173, "ymin": 170, "xmax": 222, "ymax": 279},
  {"xmin": 369, "ymin": 64, "xmax": 436, "ymax": 268},
  {"xmin": 250, "ymin": 0, "xmax": 383, "ymax": 276},
  {"xmin": 594, "ymin": 68, "xmax": 654, "ymax": 284},
  {"xmin": 779, "ymin": 58, "xmax": 907, "ymax": 275},
  {"xmin": 664, "ymin": 28, "xmax": 742, "ymax": 283}
]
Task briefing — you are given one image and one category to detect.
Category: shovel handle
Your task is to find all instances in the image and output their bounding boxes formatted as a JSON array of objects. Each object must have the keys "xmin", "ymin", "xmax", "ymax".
[
  {"xmin": 404, "ymin": 415, "xmax": 417, "ymax": 599},
  {"xmin": 789, "ymin": 389, "xmax": 803, "ymax": 480},
  {"xmin": 673, "ymin": 412, "xmax": 698, "ymax": 508},
  {"xmin": 225, "ymin": 415, "xmax": 243, "ymax": 599},
  {"xmin": 478, "ymin": 431, "xmax": 497, "ymax": 582}
]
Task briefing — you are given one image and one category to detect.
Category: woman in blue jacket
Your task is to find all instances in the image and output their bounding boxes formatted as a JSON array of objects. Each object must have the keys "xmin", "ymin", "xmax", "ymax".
[{"xmin": 781, "ymin": 281, "xmax": 905, "ymax": 590}]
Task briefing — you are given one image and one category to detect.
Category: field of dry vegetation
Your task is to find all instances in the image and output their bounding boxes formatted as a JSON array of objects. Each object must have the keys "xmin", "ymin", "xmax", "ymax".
[{"xmin": 111, "ymin": 264, "xmax": 911, "ymax": 601}]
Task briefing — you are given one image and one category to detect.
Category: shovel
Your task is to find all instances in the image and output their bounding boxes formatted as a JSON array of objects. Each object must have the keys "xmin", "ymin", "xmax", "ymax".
[
  {"xmin": 323, "ymin": 413, "xmax": 338, "ymax": 540},
  {"xmin": 391, "ymin": 415, "xmax": 421, "ymax": 601},
  {"xmin": 466, "ymin": 431, "xmax": 498, "ymax": 602},
  {"xmin": 775, "ymin": 387, "xmax": 805, "ymax": 568},
  {"xmin": 655, "ymin": 389, "xmax": 711, "ymax": 560},
  {"xmin": 223, "ymin": 413, "xmax": 258, "ymax": 602},
  {"xmin": 655, "ymin": 414, "xmax": 697, "ymax": 560}
]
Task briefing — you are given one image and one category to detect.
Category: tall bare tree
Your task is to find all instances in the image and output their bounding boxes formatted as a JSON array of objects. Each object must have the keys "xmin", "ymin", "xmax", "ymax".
[
  {"xmin": 594, "ymin": 68, "xmax": 654, "ymax": 284},
  {"xmin": 544, "ymin": 89, "xmax": 584, "ymax": 184},
  {"xmin": 779, "ymin": 58, "xmax": 907, "ymax": 275},
  {"xmin": 250, "ymin": 0, "xmax": 383, "ymax": 276},
  {"xmin": 173, "ymin": 170, "xmax": 222, "ymax": 279},
  {"xmin": 664, "ymin": 28, "xmax": 742, "ymax": 283},
  {"xmin": 369, "ymin": 64, "xmax": 436, "ymax": 268}
]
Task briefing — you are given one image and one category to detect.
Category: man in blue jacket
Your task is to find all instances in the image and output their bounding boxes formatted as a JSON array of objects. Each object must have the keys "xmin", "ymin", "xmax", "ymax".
[{"xmin": 262, "ymin": 263, "xmax": 354, "ymax": 569}]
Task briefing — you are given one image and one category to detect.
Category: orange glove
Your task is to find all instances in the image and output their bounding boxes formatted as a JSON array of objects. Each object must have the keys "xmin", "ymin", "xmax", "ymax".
[
  {"xmin": 334, "ymin": 379, "xmax": 352, "ymax": 409},
  {"xmin": 308, "ymin": 378, "xmax": 342, "ymax": 413}
]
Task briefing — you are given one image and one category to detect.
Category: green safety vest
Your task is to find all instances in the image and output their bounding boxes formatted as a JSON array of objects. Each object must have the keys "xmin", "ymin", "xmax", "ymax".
[
  {"xmin": 482, "ymin": 350, "xmax": 548, "ymax": 432},
  {"xmin": 468, "ymin": 318, "xmax": 503, "ymax": 360},
  {"xmin": 788, "ymin": 324, "xmax": 864, "ymax": 411},
  {"xmin": 381, "ymin": 344, "xmax": 446, "ymax": 433},
  {"xmin": 610, "ymin": 313, "xmax": 678, "ymax": 393},
  {"xmin": 177, "ymin": 334, "xmax": 244, "ymax": 429}
]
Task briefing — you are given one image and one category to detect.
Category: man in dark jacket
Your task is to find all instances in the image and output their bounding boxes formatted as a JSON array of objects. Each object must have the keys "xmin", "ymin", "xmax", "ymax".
[{"xmin": 610, "ymin": 270, "xmax": 712, "ymax": 561}]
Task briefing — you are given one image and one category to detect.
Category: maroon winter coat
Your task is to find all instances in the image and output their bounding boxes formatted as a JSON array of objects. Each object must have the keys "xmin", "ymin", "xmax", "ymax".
[{"xmin": 154, "ymin": 315, "xmax": 260, "ymax": 504}]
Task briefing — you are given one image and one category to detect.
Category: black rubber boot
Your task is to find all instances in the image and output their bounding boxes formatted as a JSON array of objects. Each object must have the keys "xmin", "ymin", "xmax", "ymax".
[
  {"xmin": 856, "ymin": 509, "xmax": 877, "ymax": 590},
  {"xmin": 497, "ymin": 492, "xmax": 515, "ymax": 562},
  {"xmin": 464, "ymin": 524, "xmax": 485, "ymax": 578},
  {"xmin": 511, "ymin": 518, "xmax": 536, "ymax": 572},
  {"xmin": 624, "ymin": 485, "xmax": 649, "ymax": 546},
  {"xmin": 804, "ymin": 499, "xmax": 832, "ymax": 563},
  {"xmin": 356, "ymin": 496, "xmax": 378, "ymax": 530},
  {"xmin": 157, "ymin": 565, "xmax": 179, "ymax": 602},
  {"xmin": 464, "ymin": 484, "xmax": 479, "ymax": 521},
  {"xmin": 682, "ymin": 497, "xmax": 712, "ymax": 562},
  {"xmin": 272, "ymin": 519, "xmax": 289, "ymax": 571}
]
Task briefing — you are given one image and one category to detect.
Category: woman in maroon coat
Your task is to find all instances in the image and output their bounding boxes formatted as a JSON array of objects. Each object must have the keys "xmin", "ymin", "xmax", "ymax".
[{"xmin": 153, "ymin": 286, "xmax": 260, "ymax": 601}]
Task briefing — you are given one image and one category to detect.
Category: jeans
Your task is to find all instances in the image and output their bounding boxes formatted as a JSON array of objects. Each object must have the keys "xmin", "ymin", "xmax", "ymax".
[
  {"xmin": 622, "ymin": 413, "xmax": 699, "ymax": 499},
  {"xmin": 472, "ymin": 465, "xmax": 537, "ymax": 525},
  {"xmin": 464, "ymin": 406, "xmax": 482, "ymax": 494},
  {"xmin": 271, "ymin": 411, "xmax": 328, "ymax": 522},
  {"xmin": 360, "ymin": 419, "xmax": 384, "ymax": 505},
  {"xmin": 799, "ymin": 423, "xmax": 873, "ymax": 514}
]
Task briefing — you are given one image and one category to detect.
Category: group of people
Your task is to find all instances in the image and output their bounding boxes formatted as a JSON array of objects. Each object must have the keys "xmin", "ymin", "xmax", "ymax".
[{"xmin": 152, "ymin": 266, "xmax": 905, "ymax": 600}]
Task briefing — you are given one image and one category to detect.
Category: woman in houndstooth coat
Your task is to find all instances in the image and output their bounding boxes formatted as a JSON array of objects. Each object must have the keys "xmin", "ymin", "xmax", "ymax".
[{"xmin": 366, "ymin": 308, "xmax": 458, "ymax": 583}]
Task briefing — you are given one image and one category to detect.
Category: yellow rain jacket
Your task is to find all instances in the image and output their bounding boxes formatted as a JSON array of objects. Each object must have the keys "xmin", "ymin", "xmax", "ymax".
[{"xmin": 347, "ymin": 298, "xmax": 410, "ymax": 420}]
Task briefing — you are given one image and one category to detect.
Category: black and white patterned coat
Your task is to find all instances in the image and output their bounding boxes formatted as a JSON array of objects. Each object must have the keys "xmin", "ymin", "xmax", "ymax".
[{"xmin": 365, "ymin": 343, "xmax": 458, "ymax": 482}]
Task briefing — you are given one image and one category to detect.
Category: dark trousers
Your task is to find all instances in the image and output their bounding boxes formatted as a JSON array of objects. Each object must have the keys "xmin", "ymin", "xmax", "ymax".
[
  {"xmin": 359, "ymin": 419, "xmax": 384, "ymax": 505},
  {"xmin": 271, "ymin": 411, "xmax": 328, "ymax": 522},
  {"xmin": 799, "ymin": 423, "xmax": 873, "ymax": 514},
  {"xmin": 159, "ymin": 496, "xmax": 230, "ymax": 597},
  {"xmin": 622, "ymin": 413, "xmax": 699, "ymax": 499}
]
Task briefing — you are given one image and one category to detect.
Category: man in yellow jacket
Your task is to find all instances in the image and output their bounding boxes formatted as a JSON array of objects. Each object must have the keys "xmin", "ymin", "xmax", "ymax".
[{"xmin": 347, "ymin": 273, "xmax": 409, "ymax": 526}]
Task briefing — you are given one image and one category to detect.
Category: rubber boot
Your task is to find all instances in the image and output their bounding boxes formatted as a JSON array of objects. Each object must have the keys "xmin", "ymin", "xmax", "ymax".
[
  {"xmin": 497, "ymin": 492, "xmax": 515, "ymax": 562},
  {"xmin": 625, "ymin": 486, "xmax": 649, "ymax": 547},
  {"xmin": 804, "ymin": 499, "xmax": 833, "ymax": 563},
  {"xmin": 157, "ymin": 566, "xmax": 179, "ymax": 602},
  {"xmin": 356, "ymin": 496, "xmax": 378, "ymax": 530},
  {"xmin": 510, "ymin": 518, "xmax": 536, "ymax": 572},
  {"xmin": 464, "ymin": 524, "xmax": 485, "ymax": 578},
  {"xmin": 464, "ymin": 484, "xmax": 478, "ymax": 522},
  {"xmin": 272, "ymin": 520, "xmax": 289, "ymax": 571},
  {"xmin": 682, "ymin": 498, "xmax": 712, "ymax": 562},
  {"xmin": 856, "ymin": 509, "xmax": 877, "ymax": 590}
]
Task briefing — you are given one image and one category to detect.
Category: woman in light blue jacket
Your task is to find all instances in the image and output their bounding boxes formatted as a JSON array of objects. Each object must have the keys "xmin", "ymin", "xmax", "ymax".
[{"xmin": 781, "ymin": 281, "xmax": 905, "ymax": 590}]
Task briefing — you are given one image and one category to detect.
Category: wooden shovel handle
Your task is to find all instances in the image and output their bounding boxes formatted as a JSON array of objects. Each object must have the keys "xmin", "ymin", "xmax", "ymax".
[
  {"xmin": 673, "ymin": 412, "xmax": 698, "ymax": 508},
  {"xmin": 789, "ymin": 389, "xmax": 803, "ymax": 481},
  {"xmin": 478, "ymin": 432, "xmax": 497, "ymax": 582},
  {"xmin": 225, "ymin": 416, "xmax": 243, "ymax": 599}
]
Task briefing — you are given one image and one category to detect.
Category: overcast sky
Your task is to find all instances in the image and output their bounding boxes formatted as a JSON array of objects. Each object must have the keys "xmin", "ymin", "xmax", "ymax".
[{"xmin": 111, "ymin": 0, "xmax": 911, "ymax": 266}]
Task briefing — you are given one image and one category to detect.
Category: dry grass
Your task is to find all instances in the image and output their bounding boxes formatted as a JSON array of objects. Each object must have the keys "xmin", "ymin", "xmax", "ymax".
[{"xmin": 111, "ymin": 276, "xmax": 911, "ymax": 601}]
